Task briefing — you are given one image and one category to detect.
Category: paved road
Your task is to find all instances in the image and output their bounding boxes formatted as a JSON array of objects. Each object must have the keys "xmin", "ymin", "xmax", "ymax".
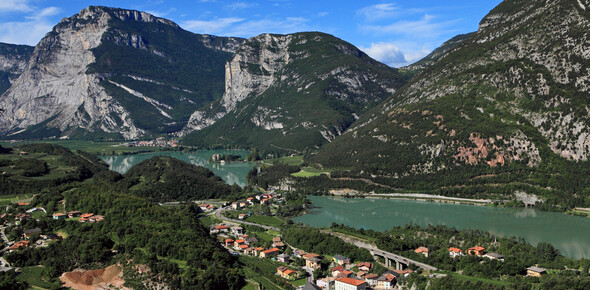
[
  {"xmin": 325, "ymin": 231, "xmax": 438, "ymax": 271},
  {"xmin": 367, "ymin": 193, "xmax": 493, "ymax": 204},
  {"xmin": 214, "ymin": 207, "xmax": 281, "ymax": 232}
]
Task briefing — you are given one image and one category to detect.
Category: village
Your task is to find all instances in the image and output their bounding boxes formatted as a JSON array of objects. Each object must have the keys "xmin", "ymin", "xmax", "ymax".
[
  {"xmin": 0, "ymin": 202, "xmax": 105, "ymax": 269},
  {"xmin": 205, "ymin": 190, "xmax": 551, "ymax": 290}
]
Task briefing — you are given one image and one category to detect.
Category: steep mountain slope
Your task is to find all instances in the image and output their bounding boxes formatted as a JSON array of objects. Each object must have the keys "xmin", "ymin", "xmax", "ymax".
[
  {"xmin": 311, "ymin": 0, "xmax": 590, "ymax": 206},
  {"xmin": 399, "ymin": 32, "xmax": 473, "ymax": 75},
  {"xmin": 183, "ymin": 32, "xmax": 408, "ymax": 152},
  {"xmin": 0, "ymin": 42, "xmax": 34, "ymax": 95},
  {"xmin": 0, "ymin": 6, "xmax": 242, "ymax": 140}
]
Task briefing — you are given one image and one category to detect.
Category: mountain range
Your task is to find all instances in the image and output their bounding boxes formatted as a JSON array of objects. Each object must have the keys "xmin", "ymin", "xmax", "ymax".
[{"xmin": 0, "ymin": 1, "xmax": 589, "ymax": 203}]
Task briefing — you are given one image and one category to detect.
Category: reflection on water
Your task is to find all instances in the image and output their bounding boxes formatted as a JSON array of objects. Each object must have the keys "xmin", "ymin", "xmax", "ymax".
[
  {"xmin": 295, "ymin": 196, "xmax": 590, "ymax": 259},
  {"xmin": 99, "ymin": 150, "xmax": 256, "ymax": 187}
]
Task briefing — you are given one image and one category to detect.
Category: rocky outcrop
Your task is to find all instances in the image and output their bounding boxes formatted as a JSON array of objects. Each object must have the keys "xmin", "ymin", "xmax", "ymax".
[
  {"xmin": 182, "ymin": 32, "xmax": 408, "ymax": 151},
  {"xmin": 0, "ymin": 6, "xmax": 240, "ymax": 139},
  {"xmin": 0, "ymin": 43, "xmax": 34, "ymax": 94}
]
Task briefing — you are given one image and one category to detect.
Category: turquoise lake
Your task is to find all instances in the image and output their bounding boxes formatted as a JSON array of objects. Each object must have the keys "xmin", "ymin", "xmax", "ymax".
[
  {"xmin": 294, "ymin": 195, "xmax": 590, "ymax": 259},
  {"xmin": 99, "ymin": 150, "xmax": 256, "ymax": 187}
]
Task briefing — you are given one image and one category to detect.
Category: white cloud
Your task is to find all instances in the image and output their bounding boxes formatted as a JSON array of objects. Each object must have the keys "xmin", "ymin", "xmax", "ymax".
[
  {"xmin": 226, "ymin": 2, "xmax": 258, "ymax": 10},
  {"xmin": 360, "ymin": 14, "xmax": 459, "ymax": 39},
  {"xmin": 0, "ymin": 6, "xmax": 60, "ymax": 46},
  {"xmin": 361, "ymin": 42, "xmax": 431, "ymax": 68},
  {"xmin": 146, "ymin": 7, "xmax": 176, "ymax": 18},
  {"xmin": 0, "ymin": 0, "xmax": 33, "ymax": 13},
  {"xmin": 357, "ymin": 3, "xmax": 400, "ymax": 21},
  {"xmin": 181, "ymin": 17, "xmax": 245, "ymax": 34},
  {"xmin": 182, "ymin": 16, "xmax": 309, "ymax": 38}
]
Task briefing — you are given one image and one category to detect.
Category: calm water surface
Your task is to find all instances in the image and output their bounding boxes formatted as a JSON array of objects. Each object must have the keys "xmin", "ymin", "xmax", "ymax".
[
  {"xmin": 99, "ymin": 150, "xmax": 255, "ymax": 186},
  {"xmin": 294, "ymin": 196, "xmax": 590, "ymax": 259}
]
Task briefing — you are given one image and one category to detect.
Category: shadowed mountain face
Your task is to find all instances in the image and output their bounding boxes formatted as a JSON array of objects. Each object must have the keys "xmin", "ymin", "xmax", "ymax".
[
  {"xmin": 0, "ymin": 42, "xmax": 34, "ymax": 95},
  {"xmin": 0, "ymin": 6, "xmax": 243, "ymax": 140}
]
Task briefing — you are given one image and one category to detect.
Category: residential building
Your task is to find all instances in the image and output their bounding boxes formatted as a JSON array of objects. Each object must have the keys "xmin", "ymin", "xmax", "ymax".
[
  {"xmin": 215, "ymin": 225, "xmax": 229, "ymax": 233},
  {"xmin": 484, "ymin": 252, "xmax": 505, "ymax": 261},
  {"xmin": 239, "ymin": 244, "xmax": 249, "ymax": 251},
  {"xmin": 414, "ymin": 247, "xmax": 429, "ymax": 257},
  {"xmin": 317, "ymin": 277, "xmax": 335, "ymax": 289},
  {"xmin": 225, "ymin": 239, "xmax": 234, "ymax": 246},
  {"xmin": 272, "ymin": 237, "xmax": 282, "ymax": 243},
  {"xmin": 277, "ymin": 254, "xmax": 290, "ymax": 263},
  {"xmin": 294, "ymin": 250, "xmax": 307, "ymax": 258},
  {"xmin": 303, "ymin": 253, "xmax": 320, "ymax": 260},
  {"xmin": 52, "ymin": 213, "xmax": 67, "ymax": 220},
  {"xmin": 306, "ymin": 258, "xmax": 321, "ymax": 270},
  {"xmin": 335, "ymin": 277, "xmax": 367, "ymax": 290},
  {"xmin": 67, "ymin": 210, "xmax": 81, "ymax": 218},
  {"xmin": 254, "ymin": 247, "xmax": 264, "ymax": 256},
  {"xmin": 449, "ymin": 247, "xmax": 464, "ymax": 258},
  {"xmin": 8, "ymin": 240, "xmax": 30, "ymax": 252},
  {"xmin": 468, "ymin": 246, "xmax": 485, "ymax": 256},
  {"xmin": 246, "ymin": 236, "xmax": 258, "ymax": 245},
  {"xmin": 357, "ymin": 262, "xmax": 373, "ymax": 272},
  {"xmin": 336, "ymin": 270, "xmax": 354, "ymax": 279},
  {"xmin": 364, "ymin": 274, "xmax": 379, "ymax": 287},
  {"xmin": 332, "ymin": 254, "xmax": 351, "ymax": 265},
  {"xmin": 526, "ymin": 266, "xmax": 547, "ymax": 277},
  {"xmin": 273, "ymin": 241, "xmax": 285, "ymax": 249},
  {"xmin": 23, "ymin": 228, "xmax": 41, "ymax": 238},
  {"xmin": 376, "ymin": 274, "xmax": 395, "ymax": 289},
  {"xmin": 231, "ymin": 226, "xmax": 244, "ymax": 236},
  {"xmin": 260, "ymin": 248, "xmax": 280, "ymax": 258}
]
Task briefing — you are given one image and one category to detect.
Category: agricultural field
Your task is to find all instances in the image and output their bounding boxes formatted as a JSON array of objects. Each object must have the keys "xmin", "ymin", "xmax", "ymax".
[
  {"xmin": 246, "ymin": 215, "xmax": 284, "ymax": 228},
  {"xmin": 291, "ymin": 167, "xmax": 330, "ymax": 178}
]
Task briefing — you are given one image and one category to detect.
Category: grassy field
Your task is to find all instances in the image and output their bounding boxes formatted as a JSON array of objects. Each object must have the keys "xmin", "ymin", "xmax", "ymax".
[
  {"xmin": 16, "ymin": 266, "xmax": 61, "ymax": 289},
  {"xmin": 247, "ymin": 215, "xmax": 284, "ymax": 228},
  {"xmin": 446, "ymin": 272, "xmax": 513, "ymax": 286},
  {"xmin": 240, "ymin": 256, "xmax": 286, "ymax": 290},
  {"xmin": 241, "ymin": 281, "xmax": 259, "ymax": 290},
  {"xmin": 291, "ymin": 278, "xmax": 307, "ymax": 287},
  {"xmin": 291, "ymin": 167, "xmax": 330, "ymax": 177},
  {"xmin": 198, "ymin": 215, "xmax": 223, "ymax": 228},
  {"xmin": 267, "ymin": 155, "xmax": 304, "ymax": 166}
]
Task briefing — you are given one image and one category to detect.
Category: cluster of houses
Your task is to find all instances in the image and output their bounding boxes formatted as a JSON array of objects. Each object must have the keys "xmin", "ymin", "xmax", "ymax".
[
  {"xmin": 445, "ymin": 246, "xmax": 505, "ymax": 261},
  {"xmin": 198, "ymin": 204, "xmax": 217, "ymax": 212},
  {"xmin": 312, "ymin": 253, "xmax": 414, "ymax": 290},
  {"xmin": 232, "ymin": 193, "xmax": 282, "ymax": 210},
  {"xmin": 52, "ymin": 211, "xmax": 104, "ymax": 223},
  {"xmin": 7, "ymin": 228, "xmax": 60, "ymax": 252},
  {"xmin": 124, "ymin": 137, "xmax": 179, "ymax": 148}
]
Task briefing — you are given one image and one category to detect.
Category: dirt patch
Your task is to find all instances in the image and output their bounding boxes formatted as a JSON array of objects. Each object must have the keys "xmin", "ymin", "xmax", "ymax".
[{"xmin": 60, "ymin": 265, "xmax": 128, "ymax": 290}]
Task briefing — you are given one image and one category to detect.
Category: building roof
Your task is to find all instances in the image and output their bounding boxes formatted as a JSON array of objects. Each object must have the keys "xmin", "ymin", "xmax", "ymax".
[
  {"xmin": 357, "ymin": 262, "xmax": 373, "ymax": 268},
  {"xmin": 469, "ymin": 246, "xmax": 485, "ymax": 251},
  {"xmin": 225, "ymin": 239, "xmax": 234, "ymax": 243},
  {"xmin": 278, "ymin": 254, "xmax": 290, "ymax": 258},
  {"xmin": 80, "ymin": 213, "xmax": 94, "ymax": 218},
  {"xmin": 235, "ymin": 239, "xmax": 245, "ymax": 244},
  {"xmin": 307, "ymin": 258, "xmax": 321, "ymax": 263},
  {"xmin": 303, "ymin": 253, "xmax": 320, "ymax": 260},
  {"xmin": 449, "ymin": 247, "xmax": 463, "ymax": 253},
  {"xmin": 485, "ymin": 252, "xmax": 505, "ymax": 259},
  {"xmin": 284, "ymin": 269, "xmax": 296, "ymax": 275},
  {"xmin": 272, "ymin": 237, "xmax": 282, "ymax": 242},
  {"xmin": 239, "ymin": 244, "xmax": 249, "ymax": 249},
  {"xmin": 278, "ymin": 266, "xmax": 288, "ymax": 272},
  {"xmin": 262, "ymin": 248, "xmax": 280, "ymax": 254},
  {"xmin": 333, "ymin": 254, "xmax": 348, "ymax": 260},
  {"xmin": 336, "ymin": 277, "xmax": 367, "ymax": 286},
  {"xmin": 273, "ymin": 242, "xmax": 285, "ymax": 247},
  {"xmin": 527, "ymin": 266, "xmax": 547, "ymax": 273},
  {"xmin": 332, "ymin": 265, "xmax": 345, "ymax": 272},
  {"xmin": 415, "ymin": 246, "xmax": 429, "ymax": 253},
  {"xmin": 365, "ymin": 273, "xmax": 379, "ymax": 279},
  {"xmin": 215, "ymin": 225, "xmax": 228, "ymax": 229},
  {"xmin": 53, "ymin": 213, "xmax": 67, "ymax": 216},
  {"xmin": 255, "ymin": 247, "xmax": 264, "ymax": 251}
]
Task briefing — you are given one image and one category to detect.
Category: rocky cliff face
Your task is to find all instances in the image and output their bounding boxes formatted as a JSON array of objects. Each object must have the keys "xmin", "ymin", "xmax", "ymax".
[
  {"xmin": 0, "ymin": 6, "xmax": 242, "ymax": 140},
  {"xmin": 311, "ymin": 0, "xmax": 590, "ymax": 202},
  {"xmin": 0, "ymin": 43, "xmax": 34, "ymax": 95},
  {"xmin": 183, "ymin": 32, "xmax": 408, "ymax": 151}
]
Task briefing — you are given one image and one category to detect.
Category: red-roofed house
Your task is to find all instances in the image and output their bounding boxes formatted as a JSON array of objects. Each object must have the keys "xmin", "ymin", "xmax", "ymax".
[
  {"xmin": 335, "ymin": 277, "xmax": 367, "ymax": 290},
  {"xmin": 357, "ymin": 262, "xmax": 373, "ymax": 272},
  {"xmin": 8, "ymin": 240, "xmax": 30, "ymax": 252},
  {"xmin": 414, "ymin": 247, "xmax": 429, "ymax": 257},
  {"xmin": 468, "ymin": 246, "xmax": 485, "ymax": 256},
  {"xmin": 239, "ymin": 244, "xmax": 249, "ymax": 251},
  {"xmin": 225, "ymin": 239, "xmax": 234, "ymax": 246},
  {"xmin": 449, "ymin": 247, "xmax": 464, "ymax": 258},
  {"xmin": 260, "ymin": 248, "xmax": 280, "ymax": 258}
]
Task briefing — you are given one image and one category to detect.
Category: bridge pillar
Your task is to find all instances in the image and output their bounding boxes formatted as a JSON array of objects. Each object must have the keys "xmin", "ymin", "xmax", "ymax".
[{"xmin": 396, "ymin": 261, "xmax": 402, "ymax": 270}]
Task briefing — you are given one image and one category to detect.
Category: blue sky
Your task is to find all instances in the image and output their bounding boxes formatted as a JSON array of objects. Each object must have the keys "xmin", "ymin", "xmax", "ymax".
[{"xmin": 0, "ymin": 0, "xmax": 502, "ymax": 67}]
